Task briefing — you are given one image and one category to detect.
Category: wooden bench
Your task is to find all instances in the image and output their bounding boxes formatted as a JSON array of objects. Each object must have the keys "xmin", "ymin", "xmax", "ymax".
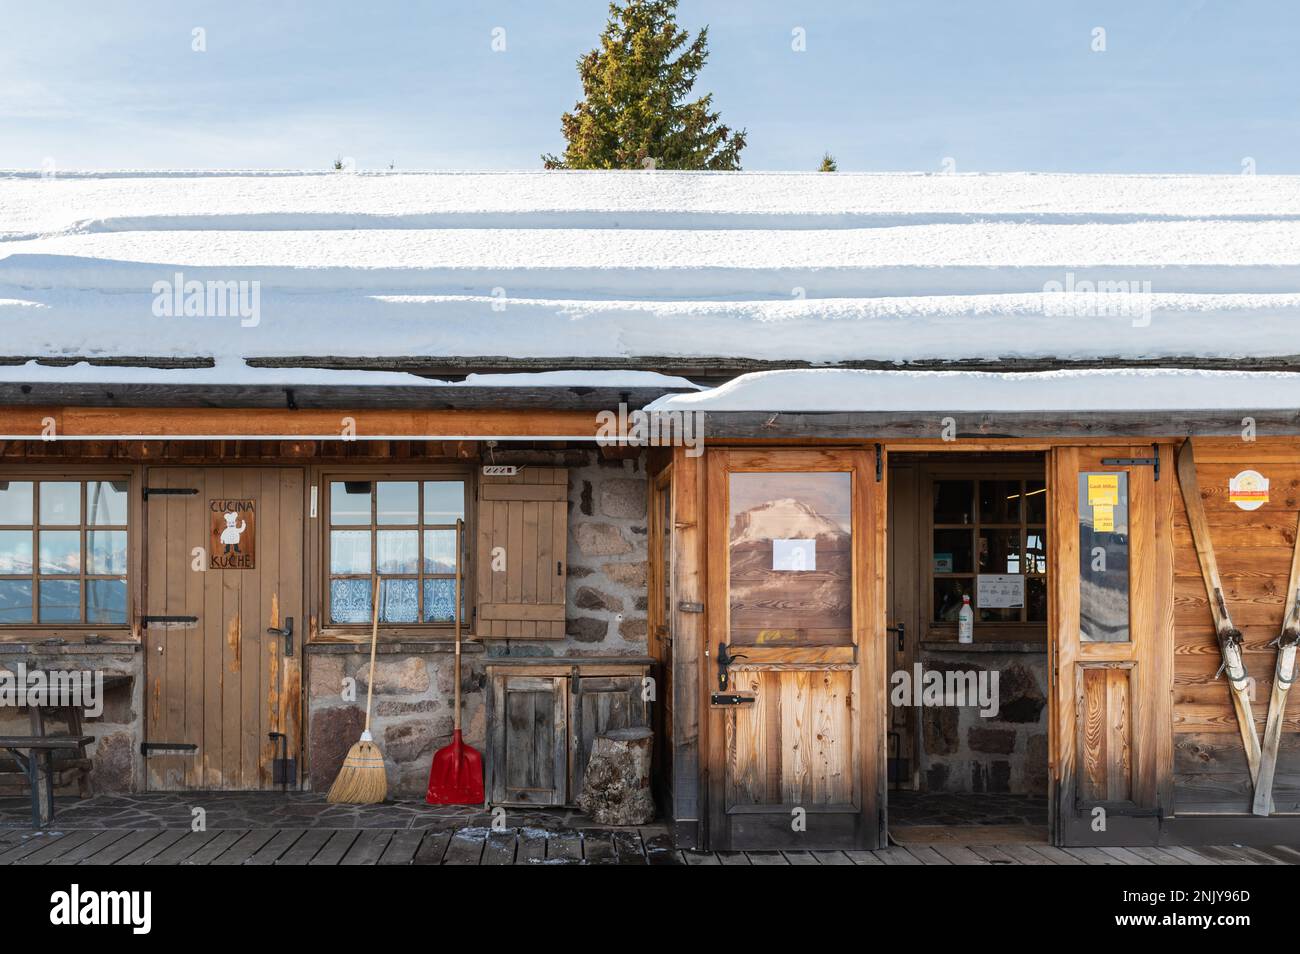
[{"xmin": 0, "ymin": 735, "xmax": 95, "ymax": 828}]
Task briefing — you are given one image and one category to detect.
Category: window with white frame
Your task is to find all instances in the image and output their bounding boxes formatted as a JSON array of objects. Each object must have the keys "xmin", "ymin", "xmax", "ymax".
[
  {"xmin": 0, "ymin": 479, "xmax": 130, "ymax": 625},
  {"xmin": 326, "ymin": 478, "xmax": 468, "ymax": 626}
]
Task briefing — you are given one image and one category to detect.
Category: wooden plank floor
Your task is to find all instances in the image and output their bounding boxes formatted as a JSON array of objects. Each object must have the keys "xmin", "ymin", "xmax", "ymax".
[{"xmin": 0, "ymin": 825, "xmax": 1290, "ymax": 865}]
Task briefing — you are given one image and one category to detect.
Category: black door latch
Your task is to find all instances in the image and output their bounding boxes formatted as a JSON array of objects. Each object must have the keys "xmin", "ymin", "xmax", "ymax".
[
  {"xmin": 267, "ymin": 617, "xmax": 294, "ymax": 656},
  {"xmin": 717, "ymin": 641, "xmax": 748, "ymax": 691}
]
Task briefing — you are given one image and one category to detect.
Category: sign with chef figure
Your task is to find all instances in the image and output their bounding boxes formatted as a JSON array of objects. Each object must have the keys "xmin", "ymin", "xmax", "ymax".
[{"xmin": 210, "ymin": 498, "xmax": 256, "ymax": 569}]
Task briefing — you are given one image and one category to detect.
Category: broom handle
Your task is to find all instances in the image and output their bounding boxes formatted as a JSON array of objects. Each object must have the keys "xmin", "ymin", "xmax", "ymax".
[
  {"xmin": 364, "ymin": 575, "xmax": 380, "ymax": 734},
  {"xmin": 454, "ymin": 518, "xmax": 462, "ymax": 732}
]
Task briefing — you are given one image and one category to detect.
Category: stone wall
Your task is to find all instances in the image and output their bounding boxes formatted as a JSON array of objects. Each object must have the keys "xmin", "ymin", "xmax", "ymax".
[
  {"xmin": 916, "ymin": 649, "xmax": 1049, "ymax": 796},
  {"xmin": 0, "ymin": 647, "xmax": 143, "ymax": 794}
]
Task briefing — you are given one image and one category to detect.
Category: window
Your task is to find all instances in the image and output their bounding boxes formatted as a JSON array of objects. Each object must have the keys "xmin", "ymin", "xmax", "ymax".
[
  {"xmin": 930, "ymin": 476, "xmax": 1047, "ymax": 628},
  {"xmin": 1078, "ymin": 472, "xmax": 1130, "ymax": 643},
  {"xmin": 325, "ymin": 478, "xmax": 468, "ymax": 626},
  {"xmin": 0, "ymin": 479, "xmax": 130, "ymax": 626}
]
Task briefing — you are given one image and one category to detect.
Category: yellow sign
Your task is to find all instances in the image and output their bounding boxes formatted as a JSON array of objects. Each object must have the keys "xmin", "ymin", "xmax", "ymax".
[
  {"xmin": 1087, "ymin": 474, "xmax": 1119, "ymax": 506},
  {"xmin": 1093, "ymin": 504, "xmax": 1114, "ymax": 532}
]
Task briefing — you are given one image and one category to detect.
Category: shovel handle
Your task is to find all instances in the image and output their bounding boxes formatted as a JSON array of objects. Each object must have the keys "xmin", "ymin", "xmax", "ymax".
[{"xmin": 454, "ymin": 518, "xmax": 463, "ymax": 732}]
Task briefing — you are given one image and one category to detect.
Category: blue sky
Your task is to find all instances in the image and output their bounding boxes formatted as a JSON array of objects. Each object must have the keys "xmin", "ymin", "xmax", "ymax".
[{"xmin": 3, "ymin": 0, "xmax": 1298, "ymax": 172}]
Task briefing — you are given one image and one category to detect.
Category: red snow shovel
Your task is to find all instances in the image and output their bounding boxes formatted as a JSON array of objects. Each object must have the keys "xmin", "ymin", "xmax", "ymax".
[{"xmin": 426, "ymin": 519, "xmax": 484, "ymax": 805}]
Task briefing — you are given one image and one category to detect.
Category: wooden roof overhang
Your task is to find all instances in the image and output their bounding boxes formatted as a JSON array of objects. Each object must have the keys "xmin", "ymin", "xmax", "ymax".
[{"xmin": 0, "ymin": 383, "xmax": 689, "ymax": 440}]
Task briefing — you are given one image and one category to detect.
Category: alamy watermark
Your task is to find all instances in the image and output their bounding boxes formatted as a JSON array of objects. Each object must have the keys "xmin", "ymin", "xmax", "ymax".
[
  {"xmin": 890, "ymin": 664, "xmax": 1000, "ymax": 718},
  {"xmin": 0, "ymin": 663, "xmax": 104, "ymax": 717},
  {"xmin": 152, "ymin": 271, "xmax": 261, "ymax": 327},
  {"xmin": 1041, "ymin": 271, "xmax": 1153, "ymax": 328},
  {"xmin": 595, "ymin": 403, "xmax": 705, "ymax": 458}
]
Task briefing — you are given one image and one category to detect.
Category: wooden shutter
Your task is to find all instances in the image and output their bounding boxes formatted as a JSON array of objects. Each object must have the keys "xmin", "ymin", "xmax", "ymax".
[{"xmin": 476, "ymin": 467, "xmax": 568, "ymax": 638}]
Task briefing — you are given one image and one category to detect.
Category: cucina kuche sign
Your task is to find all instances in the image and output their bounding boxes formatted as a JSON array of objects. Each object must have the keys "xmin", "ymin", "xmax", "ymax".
[{"xmin": 210, "ymin": 498, "xmax": 256, "ymax": 569}]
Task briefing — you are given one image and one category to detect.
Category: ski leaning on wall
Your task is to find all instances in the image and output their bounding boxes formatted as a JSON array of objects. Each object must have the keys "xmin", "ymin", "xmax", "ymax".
[
  {"xmin": 1176, "ymin": 439, "xmax": 1266, "ymax": 815},
  {"xmin": 1252, "ymin": 512, "xmax": 1300, "ymax": 815}
]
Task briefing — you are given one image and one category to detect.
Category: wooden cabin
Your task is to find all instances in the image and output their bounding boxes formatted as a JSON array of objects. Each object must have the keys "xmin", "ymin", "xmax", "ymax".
[{"xmin": 1, "ymin": 170, "xmax": 1298, "ymax": 850}]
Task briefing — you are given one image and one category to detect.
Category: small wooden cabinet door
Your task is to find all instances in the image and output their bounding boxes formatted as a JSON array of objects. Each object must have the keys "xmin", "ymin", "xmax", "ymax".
[{"xmin": 490, "ymin": 675, "xmax": 568, "ymax": 806}]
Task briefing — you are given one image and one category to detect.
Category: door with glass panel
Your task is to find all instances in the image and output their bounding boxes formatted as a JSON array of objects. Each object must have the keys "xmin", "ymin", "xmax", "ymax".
[
  {"xmin": 143, "ymin": 468, "xmax": 303, "ymax": 790},
  {"xmin": 705, "ymin": 449, "xmax": 885, "ymax": 849},
  {"xmin": 1048, "ymin": 446, "xmax": 1172, "ymax": 845}
]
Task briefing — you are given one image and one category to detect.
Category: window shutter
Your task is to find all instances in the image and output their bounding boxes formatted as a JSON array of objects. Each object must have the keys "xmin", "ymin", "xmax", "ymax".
[{"xmin": 476, "ymin": 468, "xmax": 568, "ymax": 638}]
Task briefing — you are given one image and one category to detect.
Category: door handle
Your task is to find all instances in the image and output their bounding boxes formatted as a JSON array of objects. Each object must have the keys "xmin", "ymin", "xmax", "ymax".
[
  {"xmin": 717, "ymin": 641, "xmax": 748, "ymax": 691},
  {"xmin": 886, "ymin": 622, "xmax": 905, "ymax": 653},
  {"xmin": 268, "ymin": 617, "xmax": 294, "ymax": 656}
]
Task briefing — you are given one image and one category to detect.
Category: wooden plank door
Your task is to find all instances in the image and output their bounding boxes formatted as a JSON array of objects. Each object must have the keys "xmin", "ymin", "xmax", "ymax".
[
  {"xmin": 886, "ymin": 462, "xmax": 920, "ymax": 788},
  {"xmin": 143, "ymin": 467, "xmax": 304, "ymax": 791},
  {"xmin": 1049, "ymin": 446, "xmax": 1173, "ymax": 845},
  {"xmin": 489, "ymin": 673, "xmax": 568, "ymax": 806},
  {"xmin": 705, "ymin": 448, "xmax": 886, "ymax": 850}
]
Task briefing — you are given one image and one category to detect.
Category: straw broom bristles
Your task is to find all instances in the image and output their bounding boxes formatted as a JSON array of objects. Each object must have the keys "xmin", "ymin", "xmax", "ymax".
[{"xmin": 327, "ymin": 578, "xmax": 387, "ymax": 804}]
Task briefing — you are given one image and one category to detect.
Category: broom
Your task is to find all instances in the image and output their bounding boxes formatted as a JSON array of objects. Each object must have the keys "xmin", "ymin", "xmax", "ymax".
[{"xmin": 327, "ymin": 576, "xmax": 387, "ymax": 804}]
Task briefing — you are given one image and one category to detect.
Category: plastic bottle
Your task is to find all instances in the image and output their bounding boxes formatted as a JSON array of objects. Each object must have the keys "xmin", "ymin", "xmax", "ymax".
[{"xmin": 958, "ymin": 595, "xmax": 974, "ymax": 644}]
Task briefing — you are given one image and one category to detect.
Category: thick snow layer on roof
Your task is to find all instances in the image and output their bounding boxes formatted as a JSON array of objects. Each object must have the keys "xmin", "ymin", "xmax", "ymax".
[
  {"xmin": 0, "ymin": 360, "xmax": 697, "ymax": 390},
  {"xmin": 3, "ymin": 170, "xmax": 1300, "ymax": 369},
  {"xmin": 646, "ymin": 368, "xmax": 1300, "ymax": 413}
]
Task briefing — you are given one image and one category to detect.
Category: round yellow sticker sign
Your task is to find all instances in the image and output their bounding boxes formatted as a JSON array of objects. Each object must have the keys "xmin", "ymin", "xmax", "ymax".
[{"xmin": 1228, "ymin": 470, "xmax": 1269, "ymax": 511}]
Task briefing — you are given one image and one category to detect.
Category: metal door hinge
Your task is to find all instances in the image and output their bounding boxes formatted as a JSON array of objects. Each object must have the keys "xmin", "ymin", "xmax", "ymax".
[
  {"xmin": 142, "ymin": 486, "xmax": 198, "ymax": 499},
  {"xmin": 140, "ymin": 615, "xmax": 198, "ymax": 626},
  {"xmin": 1101, "ymin": 443, "xmax": 1160, "ymax": 480},
  {"xmin": 140, "ymin": 741, "xmax": 198, "ymax": 756}
]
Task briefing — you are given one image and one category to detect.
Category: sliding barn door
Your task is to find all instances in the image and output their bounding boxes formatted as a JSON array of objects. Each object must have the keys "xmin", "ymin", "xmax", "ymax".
[
  {"xmin": 1049, "ymin": 446, "xmax": 1173, "ymax": 845},
  {"xmin": 705, "ymin": 449, "xmax": 886, "ymax": 850}
]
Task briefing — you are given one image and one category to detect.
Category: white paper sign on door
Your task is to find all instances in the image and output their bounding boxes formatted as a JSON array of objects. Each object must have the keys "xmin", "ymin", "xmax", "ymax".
[
  {"xmin": 977, "ymin": 573, "xmax": 1024, "ymax": 609},
  {"xmin": 773, "ymin": 538, "xmax": 816, "ymax": 571}
]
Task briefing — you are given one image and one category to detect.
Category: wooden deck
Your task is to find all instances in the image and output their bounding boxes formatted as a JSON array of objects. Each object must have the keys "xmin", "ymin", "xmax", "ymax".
[{"xmin": 2, "ymin": 825, "xmax": 1296, "ymax": 865}]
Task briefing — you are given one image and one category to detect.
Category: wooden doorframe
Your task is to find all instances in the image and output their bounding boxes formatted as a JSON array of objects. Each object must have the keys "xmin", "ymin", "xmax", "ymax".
[
  {"xmin": 142, "ymin": 464, "xmax": 308, "ymax": 791},
  {"xmin": 701, "ymin": 446, "xmax": 887, "ymax": 850},
  {"xmin": 1048, "ymin": 445, "xmax": 1175, "ymax": 845}
]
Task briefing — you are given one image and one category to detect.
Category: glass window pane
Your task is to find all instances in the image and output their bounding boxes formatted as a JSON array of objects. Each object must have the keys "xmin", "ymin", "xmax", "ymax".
[
  {"xmin": 1025, "ymin": 480, "xmax": 1047, "ymax": 524},
  {"xmin": 933, "ymin": 578, "xmax": 969, "ymax": 623},
  {"xmin": 379, "ymin": 578, "xmax": 418, "ymax": 623},
  {"xmin": 88, "ymin": 530, "xmax": 127, "ymax": 575},
  {"xmin": 87, "ymin": 481, "xmax": 130, "ymax": 525},
  {"xmin": 87, "ymin": 579, "xmax": 127, "ymax": 625},
  {"xmin": 329, "ymin": 578, "xmax": 372, "ymax": 624},
  {"xmin": 40, "ymin": 482, "xmax": 81, "ymax": 525},
  {"xmin": 376, "ymin": 530, "xmax": 418, "ymax": 574},
  {"xmin": 979, "ymin": 529, "xmax": 1021, "ymax": 573},
  {"xmin": 934, "ymin": 480, "xmax": 973, "ymax": 524},
  {"xmin": 423, "ymin": 578, "xmax": 456, "ymax": 623},
  {"xmin": 39, "ymin": 530, "xmax": 81, "ymax": 574},
  {"xmin": 330, "ymin": 482, "xmax": 371, "ymax": 525},
  {"xmin": 423, "ymin": 530, "xmax": 456, "ymax": 574},
  {"xmin": 1027, "ymin": 576, "xmax": 1048, "ymax": 623},
  {"xmin": 979, "ymin": 480, "xmax": 1022, "ymax": 524},
  {"xmin": 376, "ymin": 482, "xmax": 418, "ymax": 524},
  {"xmin": 0, "ymin": 530, "xmax": 33, "ymax": 573},
  {"xmin": 933, "ymin": 529, "xmax": 972, "ymax": 573},
  {"xmin": 0, "ymin": 580, "xmax": 32, "ymax": 622},
  {"xmin": 0, "ymin": 482, "xmax": 33, "ymax": 524},
  {"xmin": 728, "ymin": 471, "xmax": 852, "ymax": 647},
  {"xmin": 423, "ymin": 481, "xmax": 465, "ymax": 524},
  {"xmin": 1025, "ymin": 528, "xmax": 1048, "ymax": 574},
  {"xmin": 39, "ymin": 579, "xmax": 80, "ymax": 622},
  {"xmin": 329, "ymin": 530, "xmax": 371, "ymax": 574},
  {"xmin": 1079, "ymin": 472, "xmax": 1130, "ymax": 642}
]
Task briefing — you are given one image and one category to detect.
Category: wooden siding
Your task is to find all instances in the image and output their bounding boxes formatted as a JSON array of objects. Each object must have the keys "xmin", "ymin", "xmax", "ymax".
[{"xmin": 1173, "ymin": 438, "xmax": 1300, "ymax": 814}]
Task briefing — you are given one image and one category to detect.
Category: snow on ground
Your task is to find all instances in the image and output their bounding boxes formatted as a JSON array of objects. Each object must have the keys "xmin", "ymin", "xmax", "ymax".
[
  {"xmin": 2, "ymin": 170, "xmax": 1300, "ymax": 376},
  {"xmin": 647, "ymin": 368, "xmax": 1300, "ymax": 413}
]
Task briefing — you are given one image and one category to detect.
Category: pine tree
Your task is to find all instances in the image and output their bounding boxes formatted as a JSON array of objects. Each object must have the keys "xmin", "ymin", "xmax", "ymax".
[
  {"xmin": 819, "ymin": 152, "xmax": 837, "ymax": 172},
  {"xmin": 542, "ymin": 0, "xmax": 746, "ymax": 170}
]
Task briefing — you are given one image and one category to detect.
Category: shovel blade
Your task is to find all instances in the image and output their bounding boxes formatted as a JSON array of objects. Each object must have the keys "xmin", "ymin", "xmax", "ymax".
[{"xmin": 425, "ymin": 730, "xmax": 485, "ymax": 805}]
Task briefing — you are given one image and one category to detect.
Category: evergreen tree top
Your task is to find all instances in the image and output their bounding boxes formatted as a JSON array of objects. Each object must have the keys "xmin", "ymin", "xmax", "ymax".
[{"xmin": 543, "ymin": 0, "xmax": 746, "ymax": 170}]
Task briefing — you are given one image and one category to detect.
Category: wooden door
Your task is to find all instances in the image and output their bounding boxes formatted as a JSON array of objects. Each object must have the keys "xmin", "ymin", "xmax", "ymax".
[
  {"xmin": 489, "ymin": 673, "xmax": 567, "ymax": 806},
  {"xmin": 886, "ymin": 462, "xmax": 920, "ymax": 788},
  {"xmin": 143, "ymin": 467, "xmax": 304, "ymax": 791},
  {"xmin": 705, "ymin": 449, "xmax": 886, "ymax": 850},
  {"xmin": 1049, "ymin": 446, "xmax": 1173, "ymax": 845}
]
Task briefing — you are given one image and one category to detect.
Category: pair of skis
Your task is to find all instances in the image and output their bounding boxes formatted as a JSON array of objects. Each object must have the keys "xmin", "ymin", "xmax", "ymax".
[{"xmin": 1177, "ymin": 439, "xmax": 1300, "ymax": 816}]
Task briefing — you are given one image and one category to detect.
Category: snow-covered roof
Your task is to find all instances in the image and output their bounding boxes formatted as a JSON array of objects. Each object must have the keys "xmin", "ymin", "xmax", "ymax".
[
  {"xmin": 646, "ymin": 368, "xmax": 1300, "ymax": 413},
  {"xmin": 3, "ymin": 170, "xmax": 1300, "ymax": 379}
]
